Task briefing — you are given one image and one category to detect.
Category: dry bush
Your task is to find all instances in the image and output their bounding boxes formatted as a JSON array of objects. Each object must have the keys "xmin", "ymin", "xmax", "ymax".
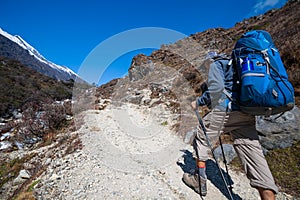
[{"xmin": 19, "ymin": 100, "xmax": 69, "ymax": 144}]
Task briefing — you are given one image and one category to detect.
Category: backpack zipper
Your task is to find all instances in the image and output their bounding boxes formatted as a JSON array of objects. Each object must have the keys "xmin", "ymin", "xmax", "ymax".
[{"xmin": 241, "ymin": 73, "xmax": 265, "ymax": 79}]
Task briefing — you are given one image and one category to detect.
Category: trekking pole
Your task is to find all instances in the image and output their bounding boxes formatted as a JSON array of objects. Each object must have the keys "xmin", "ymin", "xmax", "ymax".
[
  {"xmin": 219, "ymin": 136, "xmax": 234, "ymax": 193},
  {"xmin": 194, "ymin": 108, "xmax": 234, "ymax": 200}
]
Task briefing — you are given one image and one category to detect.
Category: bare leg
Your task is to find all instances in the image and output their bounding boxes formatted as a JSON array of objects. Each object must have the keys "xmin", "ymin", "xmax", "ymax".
[{"xmin": 258, "ymin": 188, "xmax": 275, "ymax": 200}]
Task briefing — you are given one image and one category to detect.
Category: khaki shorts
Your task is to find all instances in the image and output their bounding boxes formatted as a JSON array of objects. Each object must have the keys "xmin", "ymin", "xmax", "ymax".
[{"xmin": 193, "ymin": 109, "xmax": 278, "ymax": 193}]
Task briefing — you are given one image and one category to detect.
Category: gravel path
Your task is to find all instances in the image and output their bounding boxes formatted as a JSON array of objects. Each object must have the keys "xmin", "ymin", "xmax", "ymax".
[{"xmin": 35, "ymin": 104, "xmax": 293, "ymax": 199}]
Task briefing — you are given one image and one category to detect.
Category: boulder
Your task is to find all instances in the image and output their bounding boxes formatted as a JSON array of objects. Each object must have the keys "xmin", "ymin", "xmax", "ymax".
[
  {"xmin": 256, "ymin": 106, "xmax": 300, "ymax": 150},
  {"xmin": 213, "ymin": 144, "xmax": 237, "ymax": 164}
]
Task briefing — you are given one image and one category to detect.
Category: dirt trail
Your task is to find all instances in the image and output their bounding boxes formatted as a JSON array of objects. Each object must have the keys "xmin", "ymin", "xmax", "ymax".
[{"xmin": 35, "ymin": 104, "xmax": 292, "ymax": 200}]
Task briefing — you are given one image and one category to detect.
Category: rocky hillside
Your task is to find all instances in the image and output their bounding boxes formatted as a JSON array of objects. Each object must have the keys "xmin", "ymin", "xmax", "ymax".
[
  {"xmin": 0, "ymin": 56, "xmax": 89, "ymax": 155},
  {"xmin": 0, "ymin": 57, "xmax": 73, "ymax": 117},
  {"xmin": 99, "ymin": 0, "xmax": 300, "ymax": 104}
]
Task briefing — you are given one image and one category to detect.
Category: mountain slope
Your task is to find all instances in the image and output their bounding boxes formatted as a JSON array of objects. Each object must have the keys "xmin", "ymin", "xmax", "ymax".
[
  {"xmin": 126, "ymin": 0, "xmax": 299, "ymax": 104},
  {"xmin": 0, "ymin": 57, "xmax": 74, "ymax": 117},
  {"xmin": 0, "ymin": 28, "xmax": 81, "ymax": 82}
]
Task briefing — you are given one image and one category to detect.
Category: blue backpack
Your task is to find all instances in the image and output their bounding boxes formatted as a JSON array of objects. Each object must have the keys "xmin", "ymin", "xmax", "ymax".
[{"xmin": 232, "ymin": 30, "xmax": 294, "ymax": 116}]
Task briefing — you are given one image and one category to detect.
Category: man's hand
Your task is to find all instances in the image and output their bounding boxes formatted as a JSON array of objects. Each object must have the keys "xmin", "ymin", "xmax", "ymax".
[{"xmin": 191, "ymin": 101, "xmax": 197, "ymax": 110}]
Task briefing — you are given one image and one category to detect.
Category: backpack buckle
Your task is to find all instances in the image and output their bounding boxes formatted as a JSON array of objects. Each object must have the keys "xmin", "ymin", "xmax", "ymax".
[{"xmin": 265, "ymin": 107, "xmax": 272, "ymax": 117}]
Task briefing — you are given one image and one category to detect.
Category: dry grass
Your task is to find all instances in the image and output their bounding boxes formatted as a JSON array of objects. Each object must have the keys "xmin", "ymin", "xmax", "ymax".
[
  {"xmin": 14, "ymin": 192, "xmax": 35, "ymax": 200},
  {"xmin": 266, "ymin": 141, "xmax": 300, "ymax": 197},
  {"xmin": 230, "ymin": 141, "xmax": 300, "ymax": 197}
]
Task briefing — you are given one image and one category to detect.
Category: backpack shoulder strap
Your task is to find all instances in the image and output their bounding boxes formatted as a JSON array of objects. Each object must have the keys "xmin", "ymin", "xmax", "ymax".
[{"xmin": 212, "ymin": 53, "xmax": 231, "ymax": 62}]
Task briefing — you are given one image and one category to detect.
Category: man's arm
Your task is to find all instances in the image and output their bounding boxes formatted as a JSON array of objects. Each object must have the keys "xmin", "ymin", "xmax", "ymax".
[{"xmin": 193, "ymin": 61, "xmax": 225, "ymax": 109}]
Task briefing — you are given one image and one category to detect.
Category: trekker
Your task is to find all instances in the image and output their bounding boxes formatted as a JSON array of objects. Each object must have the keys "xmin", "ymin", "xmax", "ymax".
[{"xmin": 182, "ymin": 52, "xmax": 278, "ymax": 200}]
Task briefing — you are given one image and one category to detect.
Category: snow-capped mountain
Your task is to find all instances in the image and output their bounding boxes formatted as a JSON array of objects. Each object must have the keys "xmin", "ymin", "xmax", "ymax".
[{"xmin": 0, "ymin": 28, "xmax": 82, "ymax": 82}]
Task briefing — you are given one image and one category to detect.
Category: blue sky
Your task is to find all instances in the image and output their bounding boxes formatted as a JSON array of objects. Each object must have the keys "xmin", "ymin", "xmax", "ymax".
[{"xmin": 0, "ymin": 0, "xmax": 287, "ymax": 85}]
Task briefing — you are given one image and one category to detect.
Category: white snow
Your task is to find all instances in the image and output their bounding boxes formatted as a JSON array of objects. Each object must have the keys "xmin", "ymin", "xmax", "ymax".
[
  {"xmin": 0, "ymin": 141, "xmax": 12, "ymax": 150},
  {"xmin": 0, "ymin": 132, "xmax": 10, "ymax": 141},
  {"xmin": 0, "ymin": 28, "xmax": 78, "ymax": 78},
  {"xmin": 14, "ymin": 141, "xmax": 23, "ymax": 149}
]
